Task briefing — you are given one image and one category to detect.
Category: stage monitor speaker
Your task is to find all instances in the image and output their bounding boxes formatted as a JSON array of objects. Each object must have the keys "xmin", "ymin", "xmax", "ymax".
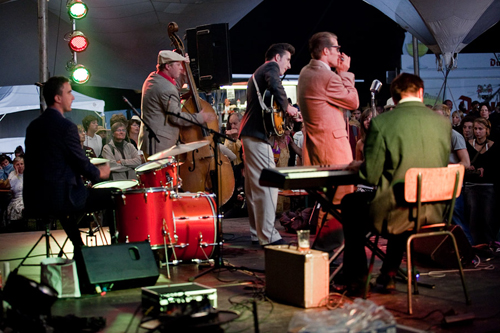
[
  {"xmin": 412, "ymin": 225, "xmax": 475, "ymax": 268},
  {"xmin": 81, "ymin": 241, "xmax": 159, "ymax": 290},
  {"xmin": 186, "ymin": 23, "xmax": 232, "ymax": 91}
]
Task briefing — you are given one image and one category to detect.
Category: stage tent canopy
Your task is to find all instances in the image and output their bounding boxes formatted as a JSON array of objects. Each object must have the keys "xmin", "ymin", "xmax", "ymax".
[
  {"xmin": 363, "ymin": 0, "xmax": 500, "ymax": 70},
  {"xmin": 0, "ymin": 0, "xmax": 263, "ymax": 90},
  {"xmin": 0, "ymin": 85, "xmax": 105, "ymax": 154}
]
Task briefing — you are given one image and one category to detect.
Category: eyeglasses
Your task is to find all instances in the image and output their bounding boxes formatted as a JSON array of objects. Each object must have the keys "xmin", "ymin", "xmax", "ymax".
[
  {"xmin": 327, "ymin": 45, "xmax": 341, "ymax": 52},
  {"xmin": 115, "ymin": 129, "xmax": 126, "ymax": 132}
]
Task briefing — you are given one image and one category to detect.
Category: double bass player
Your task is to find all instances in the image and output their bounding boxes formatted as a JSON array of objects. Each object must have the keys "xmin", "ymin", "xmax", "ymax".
[{"xmin": 138, "ymin": 50, "xmax": 215, "ymax": 157}]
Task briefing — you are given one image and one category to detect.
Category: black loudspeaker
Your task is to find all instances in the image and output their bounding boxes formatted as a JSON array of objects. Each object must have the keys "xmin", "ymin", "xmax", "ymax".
[
  {"xmin": 186, "ymin": 23, "xmax": 232, "ymax": 91},
  {"xmin": 81, "ymin": 242, "xmax": 159, "ymax": 290},
  {"xmin": 412, "ymin": 225, "xmax": 475, "ymax": 268}
]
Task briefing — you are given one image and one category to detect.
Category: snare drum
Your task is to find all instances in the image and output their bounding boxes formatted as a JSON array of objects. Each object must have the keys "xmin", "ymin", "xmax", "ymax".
[
  {"xmin": 167, "ymin": 192, "xmax": 217, "ymax": 262},
  {"xmin": 93, "ymin": 179, "xmax": 139, "ymax": 191},
  {"xmin": 113, "ymin": 187, "xmax": 172, "ymax": 248},
  {"xmin": 135, "ymin": 158, "xmax": 180, "ymax": 188}
]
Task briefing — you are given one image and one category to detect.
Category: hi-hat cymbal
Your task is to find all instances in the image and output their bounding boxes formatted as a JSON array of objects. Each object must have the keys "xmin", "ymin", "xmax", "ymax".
[
  {"xmin": 90, "ymin": 158, "xmax": 109, "ymax": 165},
  {"xmin": 147, "ymin": 140, "xmax": 210, "ymax": 161}
]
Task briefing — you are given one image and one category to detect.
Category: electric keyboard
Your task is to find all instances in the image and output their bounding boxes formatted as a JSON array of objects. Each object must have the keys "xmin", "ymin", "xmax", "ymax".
[{"xmin": 259, "ymin": 164, "xmax": 359, "ymax": 190}]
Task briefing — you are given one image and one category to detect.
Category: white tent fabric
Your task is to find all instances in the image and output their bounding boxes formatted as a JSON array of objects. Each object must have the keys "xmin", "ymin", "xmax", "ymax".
[
  {"xmin": 0, "ymin": 85, "xmax": 104, "ymax": 116},
  {"xmin": 363, "ymin": 0, "xmax": 500, "ymax": 68},
  {"xmin": 0, "ymin": 85, "xmax": 105, "ymax": 154}
]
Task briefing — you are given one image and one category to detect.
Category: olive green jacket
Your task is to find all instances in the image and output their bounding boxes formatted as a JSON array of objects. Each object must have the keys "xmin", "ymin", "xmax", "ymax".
[{"xmin": 361, "ymin": 101, "xmax": 451, "ymax": 235}]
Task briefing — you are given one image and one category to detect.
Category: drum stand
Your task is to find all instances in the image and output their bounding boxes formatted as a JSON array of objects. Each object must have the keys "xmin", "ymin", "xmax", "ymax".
[{"xmin": 79, "ymin": 212, "xmax": 108, "ymax": 246}]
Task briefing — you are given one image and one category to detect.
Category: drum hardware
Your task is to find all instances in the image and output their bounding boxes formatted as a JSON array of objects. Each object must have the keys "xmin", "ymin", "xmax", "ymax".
[
  {"xmin": 198, "ymin": 233, "xmax": 211, "ymax": 263},
  {"xmin": 83, "ymin": 212, "xmax": 108, "ymax": 247}
]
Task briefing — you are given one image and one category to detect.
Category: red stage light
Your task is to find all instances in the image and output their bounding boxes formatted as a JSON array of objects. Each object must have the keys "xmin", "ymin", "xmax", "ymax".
[{"xmin": 68, "ymin": 31, "xmax": 89, "ymax": 53}]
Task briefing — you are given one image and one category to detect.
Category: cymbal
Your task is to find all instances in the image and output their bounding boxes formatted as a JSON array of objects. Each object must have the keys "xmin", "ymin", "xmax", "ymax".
[
  {"xmin": 90, "ymin": 158, "xmax": 109, "ymax": 165},
  {"xmin": 147, "ymin": 140, "xmax": 210, "ymax": 161}
]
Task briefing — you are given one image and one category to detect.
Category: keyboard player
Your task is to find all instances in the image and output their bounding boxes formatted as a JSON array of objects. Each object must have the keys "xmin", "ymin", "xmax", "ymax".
[{"xmin": 340, "ymin": 73, "xmax": 451, "ymax": 296}]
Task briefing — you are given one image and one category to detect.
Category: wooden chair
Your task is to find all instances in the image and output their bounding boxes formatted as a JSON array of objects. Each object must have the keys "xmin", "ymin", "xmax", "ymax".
[{"xmin": 404, "ymin": 164, "xmax": 471, "ymax": 314}]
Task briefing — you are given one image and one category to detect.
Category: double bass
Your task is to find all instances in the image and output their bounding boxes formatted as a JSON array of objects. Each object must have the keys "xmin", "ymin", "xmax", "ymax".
[{"xmin": 167, "ymin": 22, "xmax": 235, "ymax": 205}]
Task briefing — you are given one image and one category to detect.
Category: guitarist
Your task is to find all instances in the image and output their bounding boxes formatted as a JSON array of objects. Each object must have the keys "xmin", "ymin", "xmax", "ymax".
[{"xmin": 239, "ymin": 43, "xmax": 300, "ymax": 246}]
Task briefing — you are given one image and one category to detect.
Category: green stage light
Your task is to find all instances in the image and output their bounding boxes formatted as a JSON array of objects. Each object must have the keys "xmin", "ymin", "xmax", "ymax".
[
  {"xmin": 71, "ymin": 65, "xmax": 91, "ymax": 84},
  {"xmin": 68, "ymin": 0, "xmax": 88, "ymax": 20}
]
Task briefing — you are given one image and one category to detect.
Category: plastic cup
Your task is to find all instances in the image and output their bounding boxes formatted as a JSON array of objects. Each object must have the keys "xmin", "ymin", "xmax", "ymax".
[{"xmin": 297, "ymin": 230, "xmax": 310, "ymax": 252}]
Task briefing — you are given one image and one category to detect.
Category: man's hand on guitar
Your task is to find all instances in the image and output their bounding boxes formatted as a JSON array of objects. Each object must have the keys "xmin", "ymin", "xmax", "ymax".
[{"xmin": 286, "ymin": 105, "xmax": 298, "ymax": 118}]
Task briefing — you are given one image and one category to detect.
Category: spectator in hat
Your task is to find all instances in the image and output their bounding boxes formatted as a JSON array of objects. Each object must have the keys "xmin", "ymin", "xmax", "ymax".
[
  {"xmin": 384, "ymin": 97, "xmax": 395, "ymax": 112},
  {"xmin": 127, "ymin": 115, "xmax": 141, "ymax": 149},
  {"xmin": 96, "ymin": 125, "xmax": 110, "ymax": 146}
]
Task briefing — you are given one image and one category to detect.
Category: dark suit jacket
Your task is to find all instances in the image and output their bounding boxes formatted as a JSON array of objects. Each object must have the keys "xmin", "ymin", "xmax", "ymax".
[
  {"xmin": 24, "ymin": 108, "xmax": 101, "ymax": 216},
  {"xmin": 361, "ymin": 101, "xmax": 451, "ymax": 235}
]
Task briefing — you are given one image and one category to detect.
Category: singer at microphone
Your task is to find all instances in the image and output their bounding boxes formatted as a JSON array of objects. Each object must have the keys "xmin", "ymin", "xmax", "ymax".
[{"xmin": 297, "ymin": 32, "xmax": 360, "ymax": 253}]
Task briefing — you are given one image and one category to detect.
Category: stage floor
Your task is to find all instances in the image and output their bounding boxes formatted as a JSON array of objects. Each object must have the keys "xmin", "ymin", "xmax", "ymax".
[{"xmin": 1, "ymin": 217, "xmax": 499, "ymax": 332}]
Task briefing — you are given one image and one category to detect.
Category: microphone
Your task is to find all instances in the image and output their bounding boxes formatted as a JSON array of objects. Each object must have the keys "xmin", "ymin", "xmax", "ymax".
[{"xmin": 370, "ymin": 79, "xmax": 382, "ymax": 94}]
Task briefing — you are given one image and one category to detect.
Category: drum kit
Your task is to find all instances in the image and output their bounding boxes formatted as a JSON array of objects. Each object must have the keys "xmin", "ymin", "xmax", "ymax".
[{"xmin": 90, "ymin": 140, "xmax": 218, "ymax": 273}]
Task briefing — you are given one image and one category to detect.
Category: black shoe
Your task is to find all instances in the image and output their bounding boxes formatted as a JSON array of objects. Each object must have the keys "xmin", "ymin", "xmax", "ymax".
[
  {"xmin": 376, "ymin": 273, "xmax": 396, "ymax": 291},
  {"xmin": 251, "ymin": 240, "xmax": 259, "ymax": 245}
]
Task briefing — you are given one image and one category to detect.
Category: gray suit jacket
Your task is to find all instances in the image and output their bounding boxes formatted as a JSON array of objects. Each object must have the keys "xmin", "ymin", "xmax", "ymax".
[{"xmin": 138, "ymin": 72, "xmax": 204, "ymax": 156}]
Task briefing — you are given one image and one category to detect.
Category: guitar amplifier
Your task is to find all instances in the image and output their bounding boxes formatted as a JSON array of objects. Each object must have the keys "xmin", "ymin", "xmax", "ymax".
[{"xmin": 265, "ymin": 245, "xmax": 329, "ymax": 308}]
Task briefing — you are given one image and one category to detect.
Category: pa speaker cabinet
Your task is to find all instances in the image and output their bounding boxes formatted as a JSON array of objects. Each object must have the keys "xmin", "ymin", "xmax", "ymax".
[
  {"xmin": 413, "ymin": 225, "xmax": 474, "ymax": 268},
  {"xmin": 265, "ymin": 245, "xmax": 329, "ymax": 308},
  {"xmin": 186, "ymin": 23, "xmax": 232, "ymax": 91},
  {"xmin": 81, "ymin": 241, "xmax": 159, "ymax": 290}
]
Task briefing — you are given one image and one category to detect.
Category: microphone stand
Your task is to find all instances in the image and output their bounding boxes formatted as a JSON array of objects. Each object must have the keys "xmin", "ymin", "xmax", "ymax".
[
  {"xmin": 162, "ymin": 111, "xmax": 261, "ymax": 280},
  {"xmin": 123, "ymin": 97, "xmax": 160, "ymax": 157}
]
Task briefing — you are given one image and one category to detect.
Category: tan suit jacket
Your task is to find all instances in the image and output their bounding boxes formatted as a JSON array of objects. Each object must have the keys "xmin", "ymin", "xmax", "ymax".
[
  {"xmin": 138, "ymin": 72, "xmax": 204, "ymax": 156},
  {"xmin": 297, "ymin": 59, "xmax": 359, "ymax": 202}
]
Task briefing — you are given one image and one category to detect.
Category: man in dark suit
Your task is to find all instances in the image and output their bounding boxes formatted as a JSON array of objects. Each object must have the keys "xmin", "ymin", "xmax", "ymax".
[
  {"xmin": 340, "ymin": 73, "xmax": 451, "ymax": 295},
  {"xmin": 24, "ymin": 76, "xmax": 113, "ymax": 291}
]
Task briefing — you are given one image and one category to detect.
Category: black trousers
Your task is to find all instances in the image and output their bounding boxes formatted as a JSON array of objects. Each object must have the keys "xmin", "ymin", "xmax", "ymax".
[
  {"xmin": 341, "ymin": 191, "xmax": 411, "ymax": 282},
  {"xmin": 59, "ymin": 187, "xmax": 115, "ymax": 289}
]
